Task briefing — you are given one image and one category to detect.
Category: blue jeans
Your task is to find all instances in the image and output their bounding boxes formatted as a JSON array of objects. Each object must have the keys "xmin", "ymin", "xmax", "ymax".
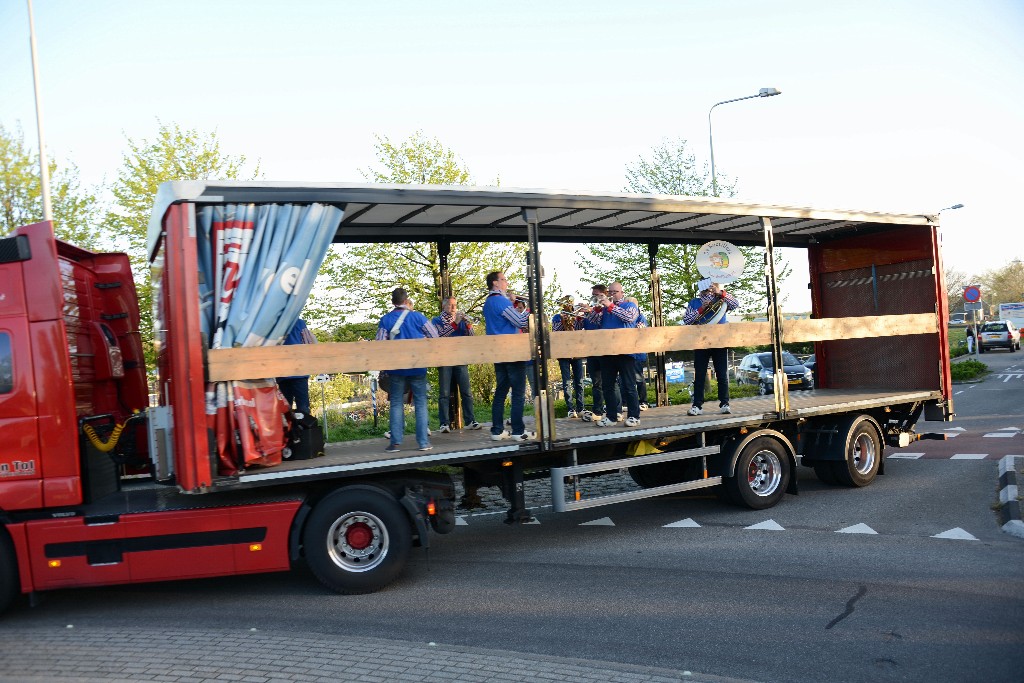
[
  {"xmin": 388, "ymin": 373, "xmax": 430, "ymax": 448},
  {"xmin": 558, "ymin": 358, "xmax": 585, "ymax": 412},
  {"xmin": 438, "ymin": 364, "xmax": 476, "ymax": 426},
  {"xmin": 276, "ymin": 376, "xmax": 310, "ymax": 415},
  {"xmin": 601, "ymin": 354, "xmax": 640, "ymax": 420},
  {"xmin": 693, "ymin": 347, "xmax": 729, "ymax": 408},
  {"xmin": 492, "ymin": 361, "xmax": 526, "ymax": 436}
]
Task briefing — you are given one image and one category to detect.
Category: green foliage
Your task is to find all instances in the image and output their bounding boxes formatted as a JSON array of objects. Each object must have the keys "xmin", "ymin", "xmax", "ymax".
[
  {"xmin": 0, "ymin": 123, "xmax": 103, "ymax": 248},
  {"xmin": 575, "ymin": 137, "xmax": 790, "ymax": 321},
  {"xmin": 104, "ymin": 121, "xmax": 257, "ymax": 366},
  {"xmin": 306, "ymin": 131, "xmax": 527, "ymax": 330},
  {"xmin": 978, "ymin": 259, "xmax": 1024, "ymax": 308},
  {"xmin": 950, "ymin": 359, "xmax": 987, "ymax": 381}
]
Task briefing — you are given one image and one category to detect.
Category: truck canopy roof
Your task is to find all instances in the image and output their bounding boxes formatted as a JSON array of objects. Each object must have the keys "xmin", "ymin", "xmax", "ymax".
[{"xmin": 148, "ymin": 181, "xmax": 936, "ymax": 260}]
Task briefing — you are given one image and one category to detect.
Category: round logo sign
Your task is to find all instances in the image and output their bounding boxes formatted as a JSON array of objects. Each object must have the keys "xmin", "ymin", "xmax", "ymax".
[
  {"xmin": 696, "ymin": 240, "xmax": 745, "ymax": 284},
  {"xmin": 963, "ymin": 286, "xmax": 981, "ymax": 303}
]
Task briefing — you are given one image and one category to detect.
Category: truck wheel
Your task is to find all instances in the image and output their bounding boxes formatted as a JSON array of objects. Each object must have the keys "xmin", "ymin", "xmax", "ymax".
[
  {"xmin": 0, "ymin": 530, "xmax": 18, "ymax": 615},
  {"xmin": 303, "ymin": 488, "xmax": 412, "ymax": 595},
  {"xmin": 813, "ymin": 462, "xmax": 840, "ymax": 486},
  {"xmin": 724, "ymin": 437, "xmax": 790, "ymax": 510},
  {"xmin": 834, "ymin": 421, "xmax": 881, "ymax": 487}
]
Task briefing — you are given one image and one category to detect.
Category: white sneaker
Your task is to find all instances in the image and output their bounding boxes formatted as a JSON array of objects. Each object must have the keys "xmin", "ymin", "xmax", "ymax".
[
  {"xmin": 567, "ymin": 411, "xmax": 578, "ymax": 419},
  {"xmin": 639, "ymin": 403, "xmax": 649, "ymax": 411},
  {"xmin": 491, "ymin": 430, "xmax": 511, "ymax": 441},
  {"xmin": 510, "ymin": 431, "xmax": 535, "ymax": 441},
  {"xmin": 720, "ymin": 404, "xmax": 732, "ymax": 414},
  {"xmin": 624, "ymin": 417, "xmax": 640, "ymax": 427},
  {"xmin": 595, "ymin": 417, "xmax": 614, "ymax": 427},
  {"xmin": 580, "ymin": 410, "xmax": 594, "ymax": 422},
  {"xmin": 439, "ymin": 424, "xmax": 452, "ymax": 433},
  {"xmin": 467, "ymin": 421, "xmax": 482, "ymax": 430},
  {"xmin": 687, "ymin": 406, "xmax": 702, "ymax": 416}
]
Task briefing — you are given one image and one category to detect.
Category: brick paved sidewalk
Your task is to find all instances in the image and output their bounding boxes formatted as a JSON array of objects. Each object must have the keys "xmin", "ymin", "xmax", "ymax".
[{"xmin": 0, "ymin": 626, "xmax": 750, "ymax": 683}]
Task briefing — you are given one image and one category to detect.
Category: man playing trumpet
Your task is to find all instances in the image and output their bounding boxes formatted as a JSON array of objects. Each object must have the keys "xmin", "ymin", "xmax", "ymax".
[
  {"xmin": 551, "ymin": 295, "xmax": 585, "ymax": 418},
  {"xmin": 586, "ymin": 282, "xmax": 641, "ymax": 427}
]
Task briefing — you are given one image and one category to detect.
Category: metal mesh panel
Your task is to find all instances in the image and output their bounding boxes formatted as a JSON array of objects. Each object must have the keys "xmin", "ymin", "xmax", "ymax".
[{"xmin": 820, "ymin": 258, "xmax": 938, "ymax": 390}]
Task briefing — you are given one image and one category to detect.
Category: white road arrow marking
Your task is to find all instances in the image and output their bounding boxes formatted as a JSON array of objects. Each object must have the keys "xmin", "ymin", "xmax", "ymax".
[
  {"xmin": 944, "ymin": 427, "xmax": 966, "ymax": 432},
  {"xmin": 951, "ymin": 453, "xmax": 988, "ymax": 459},
  {"xmin": 932, "ymin": 527, "xmax": 979, "ymax": 540},
  {"xmin": 745, "ymin": 519, "xmax": 785, "ymax": 531},
  {"xmin": 998, "ymin": 427, "xmax": 1021, "ymax": 431},
  {"xmin": 663, "ymin": 518, "xmax": 702, "ymax": 528},
  {"xmin": 984, "ymin": 433, "xmax": 1015, "ymax": 438},
  {"xmin": 455, "ymin": 516, "xmax": 468, "ymax": 526},
  {"xmin": 580, "ymin": 517, "xmax": 615, "ymax": 526},
  {"xmin": 836, "ymin": 523, "xmax": 879, "ymax": 534},
  {"xmin": 523, "ymin": 517, "xmax": 541, "ymax": 525},
  {"xmin": 888, "ymin": 452, "xmax": 924, "ymax": 459}
]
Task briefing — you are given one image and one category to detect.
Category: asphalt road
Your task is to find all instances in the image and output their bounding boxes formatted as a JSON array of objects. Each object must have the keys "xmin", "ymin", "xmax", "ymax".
[{"xmin": 2, "ymin": 351, "xmax": 1022, "ymax": 683}]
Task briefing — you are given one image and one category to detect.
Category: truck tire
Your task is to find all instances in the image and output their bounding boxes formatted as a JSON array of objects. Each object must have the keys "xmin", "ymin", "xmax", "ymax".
[
  {"xmin": 303, "ymin": 488, "xmax": 412, "ymax": 595},
  {"xmin": 723, "ymin": 436, "xmax": 790, "ymax": 510},
  {"xmin": 834, "ymin": 420, "xmax": 882, "ymax": 487},
  {"xmin": 0, "ymin": 530, "xmax": 18, "ymax": 615},
  {"xmin": 813, "ymin": 462, "xmax": 840, "ymax": 486}
]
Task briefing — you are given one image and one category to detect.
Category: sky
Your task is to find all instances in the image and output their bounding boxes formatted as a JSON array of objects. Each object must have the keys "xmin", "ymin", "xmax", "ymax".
[{"xmin": 2, "ymin": 0, "xmax": 1022, "ymax": 313}]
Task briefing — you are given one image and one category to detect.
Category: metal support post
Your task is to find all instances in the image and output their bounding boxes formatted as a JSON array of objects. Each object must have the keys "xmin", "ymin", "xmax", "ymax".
[
  {"xmin": 760, "ymin": 216, "xmax": 788, "ymax": 416},
  {"xmin": 523, "ymin": 208, "xmax": 553, "ymax": 446},
  {"xmin": 648, "ymin": 243, "xmax": 668, "ymax": 407}
]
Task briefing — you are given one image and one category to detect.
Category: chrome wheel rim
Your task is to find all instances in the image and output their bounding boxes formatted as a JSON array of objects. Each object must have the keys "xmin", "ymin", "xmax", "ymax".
[
  {"xmin": 758, "ymin": 382, "xmax": 768, "ymax": 396},
  {"xmin": 327, "ymin": 510, "xmax": 389, "ymax": 572},
  {"xmin": 852, "ymin": 433, "xmax": 877, "ymax": 475},
  {"xmin": 747, "ymin": 450, "xmax": 782, "ymax": 497}
]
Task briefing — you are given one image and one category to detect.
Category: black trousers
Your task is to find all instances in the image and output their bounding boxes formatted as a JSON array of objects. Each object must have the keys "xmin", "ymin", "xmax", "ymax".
[{"xmin": 692, "ymin": 347, "xmax": 729, "ymax": 408}]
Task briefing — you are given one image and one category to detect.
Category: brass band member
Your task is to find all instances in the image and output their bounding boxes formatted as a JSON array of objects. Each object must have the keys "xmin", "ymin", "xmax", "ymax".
[
  {"xmin": 551, "ymin": 295, "xmax": 585, "ymax": 418},
  {"xmin": 683, "ymin": 278, "xmax": 740, "ymax": 415}
]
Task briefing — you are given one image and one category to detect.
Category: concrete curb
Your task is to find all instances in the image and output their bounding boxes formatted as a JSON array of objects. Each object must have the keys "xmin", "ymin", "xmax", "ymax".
[{"xmin": 997, "ymin": 455, "xmax": 1024, "ymax": 539}]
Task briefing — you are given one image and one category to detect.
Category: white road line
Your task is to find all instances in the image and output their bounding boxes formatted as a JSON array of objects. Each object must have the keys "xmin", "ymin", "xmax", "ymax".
[
  {"xmin": 580, "ymin": 516, "xmax": 615, "ymax": 526},
  {"xmin": 664, "ymin": 518, "xmax": 701, "ymax": 528},
  {"xmin": 984, "ymin": 433, "xmax": 1016, "ymax": 438},
  {"xmin": 836, "ymin": 523, "xmax": 878, "ymax": 534},
  {"xmin": 955, "ymin": 391, "xmax": 964, "ymax": 395},
  {"xmin": 932, "ymin": 527, "xmax": 979, "ymax": 540},
  {"xmin": 951, "ymin": 453, "xmax": 988, "ymax": 460},
  {"xmin": 888, "ymin": 453, "xmax": 924, "ymax": 459},
  {"xmin": 745, "ymin": 519, "xmax": 785, "ymax": 531},
  {"xmin": 455, "ymin": 516, "xmax": 469, "ymax": 526}
]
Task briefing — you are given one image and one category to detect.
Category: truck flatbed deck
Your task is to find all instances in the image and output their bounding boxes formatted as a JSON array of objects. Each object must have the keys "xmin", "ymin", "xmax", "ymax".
[{"xmin": 234, "ymin": 388, "xmax": 940, "ymax": 486}]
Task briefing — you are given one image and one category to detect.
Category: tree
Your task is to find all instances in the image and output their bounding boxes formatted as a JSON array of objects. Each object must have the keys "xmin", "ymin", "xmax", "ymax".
[
  {"xmin": 305, "ymin": 132, "xmax": 528, "ymax": 330},
  {"xmin": 0, "ymin": 123, "xmax": 103, "ymax": 248},
  {"xmin": 105, "ymin": 121, "xmax": 257, "ymax": 364},
  {"xmin": 943, "ymin": 265, "xmax": 972, "ymax": 316},
  {"xmin": 575, "ymin": 138, "xmax": 789, "ymax": 321},
  {"xmin": 978, "ymin": 258, "xmax": 1024, "ymax": 309}
]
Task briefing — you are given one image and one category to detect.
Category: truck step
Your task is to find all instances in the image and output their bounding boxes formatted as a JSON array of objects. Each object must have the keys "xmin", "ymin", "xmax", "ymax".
[{"xmin": 550, "ymin": 445, "xmax": 720, "ymax": 513}]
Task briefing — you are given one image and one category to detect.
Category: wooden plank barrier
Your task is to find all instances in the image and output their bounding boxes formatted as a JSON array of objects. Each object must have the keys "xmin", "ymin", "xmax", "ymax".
[{"xmin": 206, "ymin": 313, "xmax": 936, "ymax": 382}]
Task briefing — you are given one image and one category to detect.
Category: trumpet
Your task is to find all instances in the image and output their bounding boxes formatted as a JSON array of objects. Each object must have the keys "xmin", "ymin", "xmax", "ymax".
[
  {"xmin": 455, "ymin": 311, "xmax": 478, "ymax": 325},
  {"xmin": 557, "ymin": 294, "xmax": 575, "ymax": 313},
  {"xmin": 508, "ymin": 290, "xmax": 530, "ymax": 305}
]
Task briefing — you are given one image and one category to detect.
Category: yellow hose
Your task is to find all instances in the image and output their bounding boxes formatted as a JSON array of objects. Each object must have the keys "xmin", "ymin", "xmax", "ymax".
[{"xmin": 83, "ymin": 422, "xmax": 125, "ymax": 453}]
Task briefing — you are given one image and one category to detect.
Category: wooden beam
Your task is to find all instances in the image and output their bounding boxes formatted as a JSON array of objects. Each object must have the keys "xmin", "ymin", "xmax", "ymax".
[
  {"xmin": 206, "ymin": 313, "xmax": 937, "ymax": 382},
  {"xmin": 208, "ymin": 334, "xmax": 531, "ymax": 382}
]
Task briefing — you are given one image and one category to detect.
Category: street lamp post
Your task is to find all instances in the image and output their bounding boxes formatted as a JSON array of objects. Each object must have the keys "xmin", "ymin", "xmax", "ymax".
[
  {"xmin": 26, "ymin": 0, "xmax": 52, "ymax": 221},
  {"xmin": 708, "ymin": 87, "xmax": 781, "ymax": 197}
]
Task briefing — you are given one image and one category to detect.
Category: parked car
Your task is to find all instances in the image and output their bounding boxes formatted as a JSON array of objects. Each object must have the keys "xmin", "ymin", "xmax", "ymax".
[
  {"xmin": 803, "ymin": 353, "xmax": 818, "ymax": 385},
  {"xmin": 978, "ymin": 320, "xmax": 1021, "ymax": 353},
  {"xmin": 948, "ymin": 313, "xmax": 967, "ymax": 326},
  {"xmin": 737, "ymin": 352, "xmax": 814, "ymax": 394}
]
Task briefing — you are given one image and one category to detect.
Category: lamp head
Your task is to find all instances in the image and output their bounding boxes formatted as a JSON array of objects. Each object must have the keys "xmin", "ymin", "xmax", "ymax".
[{"xmin": 758, "ymin": 87, "xmax": 781, "ymax": 97}]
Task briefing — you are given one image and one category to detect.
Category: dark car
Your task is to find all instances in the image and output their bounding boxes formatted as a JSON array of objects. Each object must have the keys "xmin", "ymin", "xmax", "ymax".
[{"xmin": 737, "ymin": 352, "xmax": 814, "ymax": 395}]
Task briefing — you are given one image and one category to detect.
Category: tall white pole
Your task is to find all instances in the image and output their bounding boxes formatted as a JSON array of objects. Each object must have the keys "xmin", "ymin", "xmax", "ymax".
[{"xmin": 27, "ymin": 0, "xmax": 53, "ymax": 222}]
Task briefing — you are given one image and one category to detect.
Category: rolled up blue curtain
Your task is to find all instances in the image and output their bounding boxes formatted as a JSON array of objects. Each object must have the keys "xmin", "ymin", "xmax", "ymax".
[{"xmin": 196, "ymin": 203, "xmax": 343, "ymax": 350}]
